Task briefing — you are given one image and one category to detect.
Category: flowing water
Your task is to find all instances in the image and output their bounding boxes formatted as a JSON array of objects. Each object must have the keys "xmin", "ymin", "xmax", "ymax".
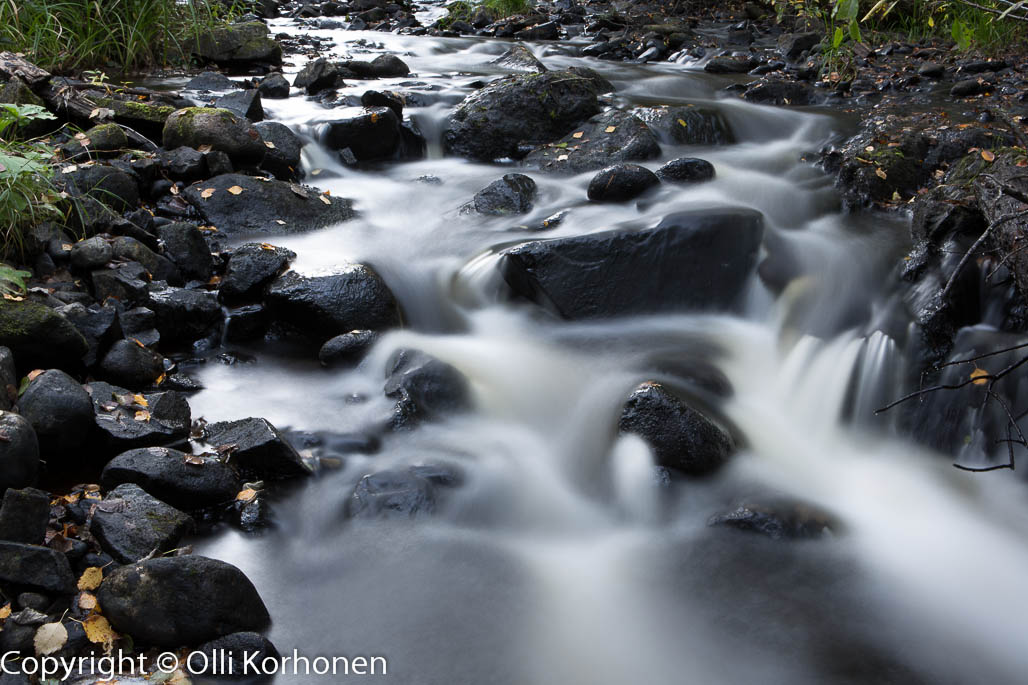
[{"xmin": 181, "ymin": 16, "xmax": 1028, "ymax": 685}]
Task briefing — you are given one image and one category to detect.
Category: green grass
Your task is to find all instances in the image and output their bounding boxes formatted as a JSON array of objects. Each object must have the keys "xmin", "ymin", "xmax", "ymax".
[
  {"xmin": 440, "ymin": 0, "xmax": 535, "ymax": 27},
  {"xmin": 0, "ymin": 0, "xmax": 242, "ymax": 73},
  {"xmin": 0, "ymin": 104, "xmax": 61, "ymax": 259}
]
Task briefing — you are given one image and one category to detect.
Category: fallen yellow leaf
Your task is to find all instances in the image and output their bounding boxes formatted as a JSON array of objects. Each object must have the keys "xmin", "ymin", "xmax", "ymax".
[
  {"xmin": 200, "ymin": 188, "xmax": 215, "ymax": 199},
  {"xmin": 83, "ymin": 614, "xmax": 117, "ymax": 647},
  {"xmin": 132, "ymin": 393, "xmax": 148, "ymax": 407},
  {"xmin": 77, "ymin": 566, "xmax": 103, "ymax": 591},
  {"xmin": 572, "ymin": 131, "xmax": 584, "ymax": 139},
  {"xmin": 875, "ymin": 168, "xmax": 888, "ymax": 179},
  {"xmin": 227, "ymin": 185, "xmax": 244, "ymax": 195},
  {"xmin": 0, "ymin": 604, "xmax": 10, "ymax": 620},
  {"xmin": 319, "ymin": 195, "xmax": 331, "ymax": 205},
  {"xmin": 604, "ymin": 126, "xmax": 617, "ymax": 133},
  {"xmin": 265, "ymin": 141, "xmax": 276, "ymax": 149},
  {"xmin": 236, "ymin": 488, "xmax": 257, "ymax": 503},
  {"xmin": 970, "ymin": 367, "xmax": 989, "ymax": 386},
  {"xmin": 134, "ymin": 410, "xmax": 151, "ymax": 422},
  {"xmin": 981, "ymin": 150, "xmax": 996, "ymax": 162},
  {"xmin": 184, "ymin": 454, "xmax": 205, "ymax": 465}
]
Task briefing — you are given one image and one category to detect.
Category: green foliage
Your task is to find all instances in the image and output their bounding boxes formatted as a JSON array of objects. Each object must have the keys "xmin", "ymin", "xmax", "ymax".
[
  {"xmin": 0, "ymin": 104, "xmax": 61, "ymax": 259},
  {"xmin": 0, "ymin": 265, "xmax": 32, "ymax": 296},
  {"xmin": 440, "ymin": 0, "xmax": 534, "ymax": 27},
  {"xmin": 763, "ymin": 0, "xmax": 1026, "ymax": 52},
  {"xmin": 0, "ymin": 0, "xmax": 244, "ymax": 73}
]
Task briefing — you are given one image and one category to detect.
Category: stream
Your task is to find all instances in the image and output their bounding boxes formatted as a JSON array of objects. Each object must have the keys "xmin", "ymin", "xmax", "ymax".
[{"xmin": 170, "ymin": 13, "xmax": 1028, "ymax": 685}]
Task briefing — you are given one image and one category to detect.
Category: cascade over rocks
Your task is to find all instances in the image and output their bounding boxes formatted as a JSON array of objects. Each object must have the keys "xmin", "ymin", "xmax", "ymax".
[
  {"xmin": 633, "ymin": 105, "xmax": 734, "ymax": 146},
  {"xmin": 499, "ymin": 208, "xmax": 765, "ymax": 319}
]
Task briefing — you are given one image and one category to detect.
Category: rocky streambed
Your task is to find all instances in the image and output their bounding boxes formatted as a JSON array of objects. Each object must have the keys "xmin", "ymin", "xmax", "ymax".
[{"xmin": 0, "ymin": 0, "xmax": 1026, "ymax": 683}]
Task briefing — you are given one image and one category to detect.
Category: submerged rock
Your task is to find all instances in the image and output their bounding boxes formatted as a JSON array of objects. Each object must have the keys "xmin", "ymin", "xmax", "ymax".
[
  {"xmin": 709, "ymin": 499, "xmax": 836, "ymax": 539},
  {"xmin": 443, "ymin": 68, "xmax": 611, "ymax": 161},
  {"xmin": 97, "ymin": 555, "xmax": 271, "ymax": 647},
  {"xmin": 346, "ymin": 468, "xmax": 436, "ymax": 519},
  {"xmin": 473, "ymin": 174, "xmax": 538, "ymax": 215},
  {"xmin": 633, "ymin": 105, "xmax": 734, "ymax": 146},
  {"xmin": 385, "ymin": 349, "xmax": 472, "ymax": 429},
  {"xmin": 499, "ymin": 208, "xmax": 764, "ymax": 319},
  {"xmin": 618, "ymin": 381, "xmax": 734, "ymax": 476}
]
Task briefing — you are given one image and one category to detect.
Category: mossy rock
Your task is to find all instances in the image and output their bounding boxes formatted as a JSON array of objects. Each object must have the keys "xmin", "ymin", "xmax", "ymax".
[
  {"xmin": 163, "ymin": 107, "xmax": 266, "ymax": 168},
  {"xmin": 92, "ymin": 97, "xmax": 177, "ymax": 141},
  {"xmin": 0, "ymin": 301, "xmax": 87, "ymax": 371},
  {"xmin": 193, "ymin": 21, "xmax": 283, "ymax": 67}
]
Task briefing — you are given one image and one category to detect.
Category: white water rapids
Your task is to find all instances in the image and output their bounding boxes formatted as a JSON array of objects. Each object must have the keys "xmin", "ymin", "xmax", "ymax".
[{"xmin": 175, "ymin": 18, "xmax": 1028, "ymax": 685}]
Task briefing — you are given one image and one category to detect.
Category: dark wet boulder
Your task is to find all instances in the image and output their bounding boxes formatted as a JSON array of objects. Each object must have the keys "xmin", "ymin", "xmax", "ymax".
[
  {"xmin": 70, "ymin": 236, "xmax": 114, "ymax": 272},
  {"xmin": 657, "ymin": 157, "xmax": 715, "ymax": 184},
  {"xmin": 704, "ymin": 55, "xmax": 757, "ymax": 74},
  {"xmin": 91, "ymin": 262, "xmax": 150, "ymax": 308},
  {"xmin": 89, "ymin": 483, "xmax": 194, "ymax": 564},
  {"xmin": 321, "ymin": 107, "xmax": 422, "ymax": 163},
  {"xmin": 216, "ymin": 89, "xmax": 263, "ymax": 122},
  {"xmin": 193, "ymin": 633, "xmax": 280, "ymax": 678},
  {"xmin": 777, "ymin": 31, "xmax": 820, "ymax": 61},
  {"xmin": 587, "ymin": 164, "xmax": 660, "ymax": 203},
  {"xmin": 157, "ymin": 147, "xmax": 207, "ymax": 182},
  {"xmin": 59, "ymin": 164, "xmax": 139, "ymax": 213},
  {"xmin": 951, "ymin": 78, "xmax": 987, "ymax": 97},
  {"xmin": 0, "ymin": 301, "xmax": 87, "ymax": 371},
  {"xmin": 99, "ymin": 339, "xmax": 165, "ymax": 389},
  {"xmin": 19, "ymin": 370, "xmax": 93, "ymax": 456},
  {"xmin": 54, "ymin": 302, "xmax": 120, "ymax": 368},
  {"xmin": 319, "ymin": 330, "xmax": 379, "ymax": 368},
  {"xmin": 525, "ymin": 109, "xmax": 661, "ymax": 174},
  {"xmin": 619, "ymin": 381, "xmax": 734, "ymax": 476},
  {"xmin": 473, "ymin": 174, "xmax": 538, "ymax": 215},
  {"xmin": 361, "ymin": 90, "xmax": 405, "ymax": 117},
  {"xmin": 192, "ymin": 21, "xmax": 282, "ymax": 67},
  {"xmin": 0, "ymin": 415, "xmax": 39, "ymax": 495},
  {"xmin": 346, "ymin": 468, "xmax": 435, "ymax": 519},
  {"xmin": 265, "ymin": 267, "xmax": 400, "ymax": 340},
  {"xmin": 741, "ymin": 78, "xmax": 818, "ymax": 106},
  {"xmin": 102, "ymin": 447, "xmax": 239, "ymax": 511},
  {"xmin": 341, "ymin": 54, "xmax": 410, "ymax": 78},
  {"xmin": 0, "ymin": 542, "xmax": 75, "ymax": 594},
  {"xmin": 162, "ymin": 108, "xmax": 265, "ymax": 168},
  {"xmin": 253, "ymin": 121, "xmax": 303, "ymax": 181},
  {"xmin": 489, "ymin": 44, "xmax": 548, "ymax": 73},
  {"xmin": 146, "ymin": 284, "xmax": 221, "ymax": 344},
  {"xmin": 97, "ymin": 555, "xmax": 271, "ymax": 647},
  {"xmin": 515, "ymin": 20, "xmax": 560, "ymax": 40},
  {"xmin": 88, "ymin": 382, "xmax": 191, "ymax": 452},
  {"xmin": 443, "ymin": 68, "xmax": 610, "ymax": 161},
  {"xmin": 385, "ymin": 349, "xmax": 471, "ymax": 428},
  {"xmin": 157, "ymin": 223, "xmax": 214, "ymax": 282},
  {"xmin": 499, "ymin": 208, "xmax": 764, "ymax": 319},
  {"xmin": 257, "ymin": 72, "xmax": 290, "ymax": 99},
  {"xmin": 204, "ymin": 417, "xmax": 309, "ymax": 480},
  {"xmin": 708, "ymin": 499, "xmax": 835, "ymax": 539},
  {"xmin": 294, "ymin": 57, "xmax": 344, "ymax": 95},
  {"xmin": 111, "ymin": 236, "xmax": 180, "ymax": 284},
  {"xmin": 633, "ymin": 105, "xmax": 734, "ymax": 146},
  {"xmin": 220, "ymin": 243, "xmax": 295, "ymax": 304},
  {"xmin": 182, "ymin": 174, "xmax": 355, "ymax": 236},
  {"xmin": 0, "ymin": 488, "xmax": 49, "ymax": 544},
  {"xmin": 185, "ymin": 72, "xmax": 239, "ymax": 91}
]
